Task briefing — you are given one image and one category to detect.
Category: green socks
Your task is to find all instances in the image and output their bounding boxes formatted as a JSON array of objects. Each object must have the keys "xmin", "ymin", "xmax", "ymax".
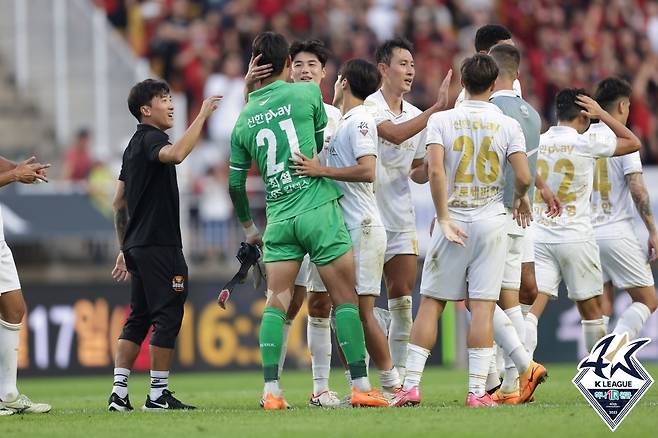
[
  {"xmin": 334, "ymin": 303, "xmax": 368, "ymax": 379},
  {"xmin": 259, "ymin": 307, "xmax": 287, "ymax": 382}
]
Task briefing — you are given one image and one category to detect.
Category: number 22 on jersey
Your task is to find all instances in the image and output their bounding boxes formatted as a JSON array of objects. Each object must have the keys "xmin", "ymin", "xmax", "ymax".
[{"xmin": 256, "ymin": 118, "xmax": 300, "ymax": 176}]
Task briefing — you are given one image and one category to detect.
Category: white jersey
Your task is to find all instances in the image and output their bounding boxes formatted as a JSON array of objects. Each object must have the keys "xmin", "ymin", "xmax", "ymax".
[
  {"xmin": 319, "ymin": 103, "xmax": 342, "ymax": 165},
  {"xmin": 425, "ymin": 100, "xmax": 526, "ymax": 222},
  {"xmin": 365, "ymin": 90, "xmax": 426, "ymax": 232},
  {"xmin": 0, "ymin": 205, "xmax": 4, "ymax": 242},
  {"xmin": 327, "ymin": 105, "xmax": 383, "ymax": 230},
  {"xmin": 588, "ymin": 122, "xmax": 643, "ymax": 240},
  {"xmin": 456, "ymin": 79, "xmax": 522, "ymax": 107},
  {"xmin": 534, "ymin": 125, "xmax": 617, "ymax": 243}
]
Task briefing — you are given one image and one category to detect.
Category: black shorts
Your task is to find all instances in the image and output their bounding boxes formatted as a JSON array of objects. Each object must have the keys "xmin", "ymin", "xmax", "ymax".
[{"xmin": 120, "ymin": 246, "xmax": 188, "ymax": 349}]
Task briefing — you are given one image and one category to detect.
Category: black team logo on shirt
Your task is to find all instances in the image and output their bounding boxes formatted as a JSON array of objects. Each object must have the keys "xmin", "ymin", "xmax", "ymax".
[
  {"xmin": 172, "ymin": 275, "xmax": 185, "ymax": 293},
  {"xmin": 358, "ymin": 121, "xmax": 369, "ymax": 136}
]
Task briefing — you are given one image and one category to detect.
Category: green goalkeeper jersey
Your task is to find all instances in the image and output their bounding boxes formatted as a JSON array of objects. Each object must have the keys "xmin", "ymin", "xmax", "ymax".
[{"xmin": 230, "ymin": 80, "xmax": 341, "ymax": 223}]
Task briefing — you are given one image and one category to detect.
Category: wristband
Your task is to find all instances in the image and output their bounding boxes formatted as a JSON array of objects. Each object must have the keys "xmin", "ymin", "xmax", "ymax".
[{"xmin": 244, "ymin": 223, "xmax": 259, "ymax": 238}]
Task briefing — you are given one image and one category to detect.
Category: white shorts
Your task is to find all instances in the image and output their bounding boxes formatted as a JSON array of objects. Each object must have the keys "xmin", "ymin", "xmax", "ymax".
[
  {"xmin": 502, "ymin": 233, "xmax": 523, "ymax": 290},
  {"xmin": 420, "ymin": 214, "xmax": 507, "ymax": 301},
  {"xmin": 351, "ymin": 226, "xmax": 386, "ymax": 296},
  {"xmin": 295, "ymin": 255, "xmax": 327, "ymax": 292},
  {"xmin": 521, "ymin": 225, "xmax": 535, "ymax": 263},
  {"xmin": 534, "ymin": 239, "xmax": 603, "ymax": 301},
  {"xmin": 598, "ymin": 237, "xmax": 655, "ymax": 289},
  {"xmin": 0, "ymin": 241, "xmax": 21, "ymax": 294},
  {"xmin": 384, "ymin": 230, "xmax": 418, "ymax": 263}
]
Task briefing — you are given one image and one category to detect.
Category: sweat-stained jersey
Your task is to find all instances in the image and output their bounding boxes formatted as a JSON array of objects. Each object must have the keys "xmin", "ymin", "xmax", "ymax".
[
  {"xmin": 534, "ymin": 125, "xmax": 617, "ymax": 243},
  {"xmin": 588, "ymin": 122, "xmax": 643, "ymax": 240},
  {"xmin": 425, "ymin": 100, "xmax": 526, "ymax": 222},
  {"xmin": 230, "ymin": 80, "xmax": 341, "ymax": 223}
]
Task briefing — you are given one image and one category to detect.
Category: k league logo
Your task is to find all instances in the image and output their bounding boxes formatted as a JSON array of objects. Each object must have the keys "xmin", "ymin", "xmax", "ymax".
[{"xmin": 573, "ymin": 333, "xmax": 654, "ymax": 431}]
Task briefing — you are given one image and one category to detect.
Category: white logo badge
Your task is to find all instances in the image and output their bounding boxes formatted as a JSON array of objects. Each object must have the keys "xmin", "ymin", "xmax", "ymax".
[{"xmin": 573, "ymin": 333, "xmax": 654, "ymax": 431}]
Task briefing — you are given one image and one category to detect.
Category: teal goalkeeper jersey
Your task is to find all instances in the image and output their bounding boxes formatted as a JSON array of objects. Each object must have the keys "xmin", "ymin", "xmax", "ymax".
[{"xmin": 230, "ymin": 80, "xmax": 342, "ymax": 223}]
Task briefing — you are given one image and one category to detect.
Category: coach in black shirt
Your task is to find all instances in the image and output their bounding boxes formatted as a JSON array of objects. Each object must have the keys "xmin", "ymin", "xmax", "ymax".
[{"xmin": 108, "ymin": 79, "xmax": 221, "ymax": 412}]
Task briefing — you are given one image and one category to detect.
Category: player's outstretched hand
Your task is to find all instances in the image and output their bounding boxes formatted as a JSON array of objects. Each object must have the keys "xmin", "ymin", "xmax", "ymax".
[
  {"xmin": 112, "ymin": 251, "xmax": 131, "ymax": 282},
  {"xmin": 438, "ymin": 219, "xmax": 467, "ymax": 247},
  {"xmin": 648, "ymin": 232, "xmax": 658, "ymax": 263},
  {"xmin": 538, "ymin": 185, "xmax": 562, "ymax": 218},
  {"xmin": 200, "ymin": 95, "xmax": 223, "ymax": 118},
  {"xmin": 576, "ymin": 94, "xmax": 604, "ymax": 119},
  {"xmin": 289, "ymin": 152, "xmax": 324, "ymax": 177},
  {"xmin": 245, "ymin": 54, "xmax": 273, "ymax": 87},
  {"xmin": 513, "ymin": 194, "xmax": 533, "ymax": 228},
  {"xmin": 435, "ymin": 69, "xmax": 453, "ymax": 111},
  {"xmin": 14, "ymin": 156, "xmax": 50, "ymax": 184}
]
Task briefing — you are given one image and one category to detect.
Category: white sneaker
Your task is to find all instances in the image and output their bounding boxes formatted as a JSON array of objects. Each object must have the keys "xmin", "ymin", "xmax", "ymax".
[
  {"xmin": 2, "ymin": 394, "xmax": 51, "ymax": 414},
  {"xmin": 0, "ymin": 406, "xmax": 14, "ymax": 416},
  {"xmin": 309, "ymin": 390, "xmax": 341, "ymax": 408}
]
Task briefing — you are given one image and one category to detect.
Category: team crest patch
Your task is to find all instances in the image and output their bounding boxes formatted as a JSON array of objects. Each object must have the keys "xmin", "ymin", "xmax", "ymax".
[
  {"xmin": 172, "ymin": 275, "xmax": 185, "ymax": 292},
  {"xmin": 573, "ymin": 333, "xmax": 654, "ymax": 431},
  {"xmin": 358, "ymin": 121, "xmax": 369, "ymax": 136}
]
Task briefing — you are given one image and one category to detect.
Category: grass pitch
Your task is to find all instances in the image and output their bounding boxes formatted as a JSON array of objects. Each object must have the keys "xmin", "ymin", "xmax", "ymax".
[{"xmin": 3, "ymin": 364, "xmax": 657, "ymax": 437}]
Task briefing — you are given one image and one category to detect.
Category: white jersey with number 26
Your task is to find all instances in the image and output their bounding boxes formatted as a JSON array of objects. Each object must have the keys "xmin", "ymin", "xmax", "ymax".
[{"xmin": 425, "ymin": 100, "xmax": 526, "ymax": 222}]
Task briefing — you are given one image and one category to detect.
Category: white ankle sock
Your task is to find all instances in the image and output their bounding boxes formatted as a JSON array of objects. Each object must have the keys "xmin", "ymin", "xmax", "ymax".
[
  {"xmin": 352, "ymin": 377, "xmax": 371, "ymax": 392},
  {"xmin": 468, "ymin": 347, "xmax": 493, "ymax": 397},
  {"xmin": 388, "ymin": 296, "xmax": 412, "ymax": 380},
  {"xmin": 403, "ymin": 344, "xmax": 430, "ymax": 391},
  {"xmin": 112, "ymin": 367, "xmax": 131, "ymax": 398},
  {"xmin": 501, "ymin": 355, "xmax": 519, "ymax": 393},
  {"xmin": 485, "ymin": 352, "xmax": 501, "ymax": 392},
  {"xmin": 0, "ymin": 319, "xmax": 20, "ymax": 402},
  {"xmin": 264, "ymin": 380, "xmax": 281, "ymax": 396},
  {"xmin": 493, "ymin": 306, "xmax": 530, "ymax": 373},
  {"xmin": 307, "ymin": 317, "xmax": 332, "ymax": 395},
  {"xmin": 613, "ymin": 302, "xmax": 651, "ymax": 340},
  {"xmin": 379, "ymin": 367, "xmax": 401, "ymax": 389},
  {"xmin": 520, "ymin": 304, "xmax": 532, "ymax": 318},
  {"xmin": 149, "ymin": 370, "xmax": 169, "ymax": 400},
  {"xmin": 582, "ymin": 319, "xmax": 606, "ymax": 352},
  {"xmin": 344, "ymin": 370, "xmax": 352, "ymax": 388},
  {"xmin": 277, "ymin": 320, "xmax": 292, "ymax": 377},
  {"xmin": 524, "ymin": 313, "xmax": 538, "ymax": 360}
]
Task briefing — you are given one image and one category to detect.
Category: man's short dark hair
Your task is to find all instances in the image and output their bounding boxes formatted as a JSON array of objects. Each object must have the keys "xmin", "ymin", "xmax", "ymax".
[
  {"xmin": 252, "ymin": 31, "xmax": 289, "ymax": 76},
  {"xmin": 461, "ymin": 54, "xmax": 499, "ymax": 95},
  {"xmin": 488, "ymin": 44, "xmax": 520, "ymax": 78},
  {"xmin": 127, "ymin": 79, "xmax": 170, "ymax": 122},
  {"xmin": 475, "ymin": 24, "xmax": 512, "ymax": 52},
  {"xmin": 339, "ymin": 59, "xmax": 381, "ymax": 100},
  {"xmin": 289, "ymin": 39, "xmax": 330, "ymax": 66},
  {"xmin": 594, "ymin": 77, "xmax": 632, "ymax": 112},
  {"xmin": 556, "ymin": 88, "xmax": 589, "ymax": 121},
  {"xmin": 375, "ymin": 37, "xmax": 414, "ymax": 65}
]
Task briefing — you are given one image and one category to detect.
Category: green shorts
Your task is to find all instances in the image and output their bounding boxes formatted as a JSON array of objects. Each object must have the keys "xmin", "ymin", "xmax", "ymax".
[{"xmin": 263, "ymin": 200, "xmax": 352, "ymax": 266}]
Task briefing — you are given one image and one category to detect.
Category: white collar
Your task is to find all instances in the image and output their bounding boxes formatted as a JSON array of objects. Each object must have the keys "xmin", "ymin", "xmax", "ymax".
[
  {"xmin": 342, "ymin": 105, "xmax": 365, "ymax": 120},
  {"xmin": 490, "ymin": 89, "xmax": 521, "ymax": 99}
]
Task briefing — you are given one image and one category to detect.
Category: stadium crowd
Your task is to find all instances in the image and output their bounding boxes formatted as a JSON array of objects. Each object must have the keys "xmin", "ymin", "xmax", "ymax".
[{"xmin": 95, "ymin": 0, "xmax": 658, "ymax": 162}]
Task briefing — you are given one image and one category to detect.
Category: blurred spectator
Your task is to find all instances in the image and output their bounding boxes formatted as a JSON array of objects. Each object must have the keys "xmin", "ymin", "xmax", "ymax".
[
  {"xmin": 196, "ymin": 163, "xmax": 233, "ymax": 260},
  {"xmin": 204, "ymin": 51, "xmax": 246, "ymax": 157},
  {"xmin": 63, "ymin": 128, "xmax": 94, "ymax": 182},
  {"xmin": 88, "ymin": 160, "xmax": 115, "ymax": 217}
]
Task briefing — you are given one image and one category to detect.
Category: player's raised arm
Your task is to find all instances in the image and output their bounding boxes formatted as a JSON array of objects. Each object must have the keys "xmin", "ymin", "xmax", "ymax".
[
  {"xmin": 243, "ymin": 54, "xmax": 273, "ymax": 103},
  {"xmin": 0, "ymin": 156, "xmax": 50, "ymax": 187},
  {"xmin": 376, "ymin": 70, "xmax": 452, "ymax": 145},
  {"xmin": 158, "ymin": 95, "xmax": 222, "ymax": 164},
  {"xmin": 576, "ymin": 94, "xmax": 640, "ymax": 156}
]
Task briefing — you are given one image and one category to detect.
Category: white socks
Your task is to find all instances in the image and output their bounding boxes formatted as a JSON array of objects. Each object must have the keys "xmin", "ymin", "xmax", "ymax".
[
  {"xmin": 500, "ymin": 306, "xmax": 527, "ymax": 393},
  {"xmin": 403, "ymin": 344, "xmax": 430, "ymax": 391},
  {"xmin": 388, "ymin": 296, "xmax": 412, "ymax": 380},
  {"xmin": 352, "ymin": 377, "xmax": 372, "ymax": 392},
  {"xmin": 612, "ymin": 302, "xmax": 651, "ymax": 340},
  {"xmin": 468, "ymin": 347, "xmax": 493, "ymax": 397},
  {"xmin": 582, "ymin": 319, "xmax": 607, "ymax": 352},
  {"xmin": 277, "ymin": 320, "xmax": 292, "ymax": 377},
  {"xmin": 485, "ymin": 347, "xmax": 501, "ymax": 392},
  {"xmin": 149, "ymin": 370, "xmax": 169, "ymax": 400},
  {"xmin": 0, "ymin": 319, "xmax": 20, "ymax": 402},
  {"xmin": 112, "ymin": 367, "xmax": 131, "ymax": 399},
  {"xmin": 379, "ymin": 367, "xmax": 401, "ymax": 390},
  {"xmin": 493, "ymin": 306, "xmax": 530, "ymax": 374},
  {"xmin": 264, "ymin": 380, "xmax": 281, "ymax": 396},
  {"xmin": 524, "ymin": 313, "xmax": 538, "ymax": 360},
  {"xmin": 307, "ymin": 317, "xmax": 332, "ymax": 395}
]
